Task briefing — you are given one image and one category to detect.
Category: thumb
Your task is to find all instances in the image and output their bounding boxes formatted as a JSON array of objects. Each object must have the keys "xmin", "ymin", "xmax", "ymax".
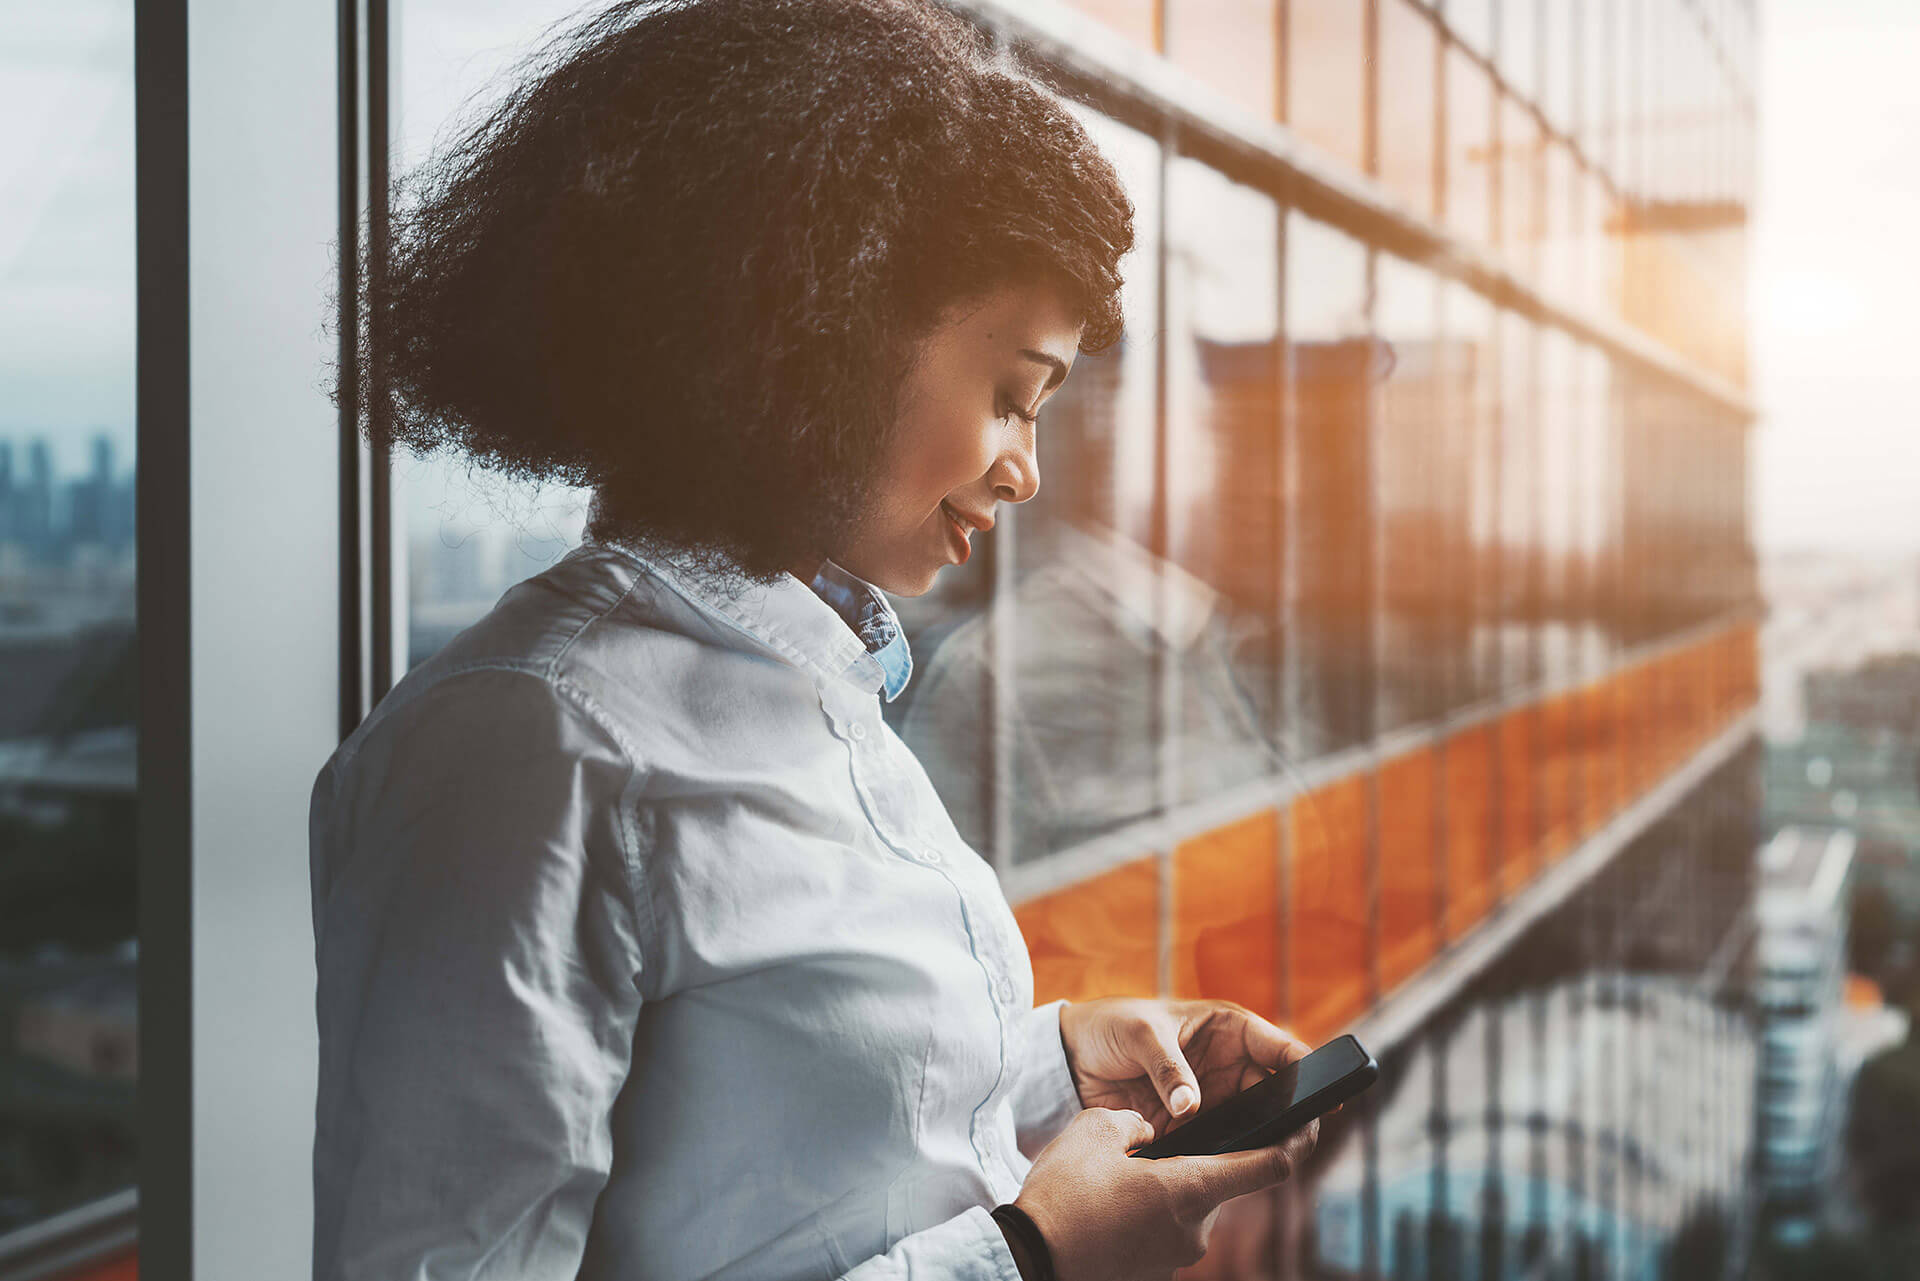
[{"xmin": 1136, "ymin": 1019, "xmax": 1201, "ymax": 1120}]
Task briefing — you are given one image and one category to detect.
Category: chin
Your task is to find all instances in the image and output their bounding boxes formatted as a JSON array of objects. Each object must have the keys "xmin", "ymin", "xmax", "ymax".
[{"xmin": 878, "ymin": 564, "xmax": 942, "ymax": 598}]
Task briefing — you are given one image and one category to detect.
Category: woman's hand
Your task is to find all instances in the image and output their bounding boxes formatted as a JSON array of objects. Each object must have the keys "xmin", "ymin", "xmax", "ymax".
[
  {"xmin": 1058, "ymin": 997, "xmax": 1311, "ymax": 1138},
  {"xmin": 1012, "ymin": 1106, "xmax": 1319, "ymax": 1281}
]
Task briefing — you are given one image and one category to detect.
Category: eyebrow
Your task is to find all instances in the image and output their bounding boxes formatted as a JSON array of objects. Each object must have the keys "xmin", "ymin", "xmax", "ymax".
[{"xmin": 1019, "ymin": 348, "xmax": 1069, "ymax": 392}]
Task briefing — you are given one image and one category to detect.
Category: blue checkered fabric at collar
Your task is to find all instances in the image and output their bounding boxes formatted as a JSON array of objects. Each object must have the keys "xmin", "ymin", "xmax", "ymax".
[{"xmin": 807, "ymin": 561, "xmax": 913, "ymax": 702}]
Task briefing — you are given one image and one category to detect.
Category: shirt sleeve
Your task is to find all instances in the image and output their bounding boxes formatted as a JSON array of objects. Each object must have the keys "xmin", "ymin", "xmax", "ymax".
[
  {"xmin": 1009, "ymin": 998, "xmax": 1083, "ymax": 1161},
  {"xmin": 838, "ymin": 1205, "xmax": 1026, "ymax": 1281},
  {"xmin": 309, "ymin": 667, "xmax": 651, "ymax": 1281}
]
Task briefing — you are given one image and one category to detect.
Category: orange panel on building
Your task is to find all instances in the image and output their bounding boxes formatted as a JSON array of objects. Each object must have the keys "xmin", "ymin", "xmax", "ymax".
[
  {"xmin": 1625, "ymin": 661, "xmax": 1654, "ymax": 795},
  {"xmin": 1443, "ymin": 725, "xmax": 1496, "ymax": 940},
  {"xmin": 1060, "ymin": 0, "xmax": 1161, "ymax": 51},
  {"xmin": 1172, "ymin": 809, "xmax": 1281, "ymax": 1018},
  {"xmin": 1377, "ymin": 748, "xmax": 1439, "ymax": 992},
  {"xmin": 1582, "ymin": 680, "xmax": 1617, "ymax": 832},
  {"xmin": 1287, "ymin": 777, "xmax": 1371, "ymax": 1046},
  {"xmin": 1496, "ymin": 706, "xmax": 1536, "ymax": 894},
  {"xmin": 1018, "ymin": 854, "xmax": 1162, "ymax": 1004},
  {"xmin": 1538, "ymin": 694, "xmax": 1575, "ymax": 862}
]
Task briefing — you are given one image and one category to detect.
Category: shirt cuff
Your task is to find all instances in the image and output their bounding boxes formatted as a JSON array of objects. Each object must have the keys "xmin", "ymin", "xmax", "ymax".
[
  {"xmin": 968, "ymin": 1204, "xmax": 1030, "ymax": 1281},
  {"xmin": 1009, "ymin": 998, "xmax": 1082, "ymax": 1161}
]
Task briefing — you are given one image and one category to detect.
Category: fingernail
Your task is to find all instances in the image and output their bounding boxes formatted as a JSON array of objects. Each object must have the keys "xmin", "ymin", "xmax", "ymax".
[{"xmin": 1170, "ymin": 1085, "xmax": 1197, "ymax": 1115}]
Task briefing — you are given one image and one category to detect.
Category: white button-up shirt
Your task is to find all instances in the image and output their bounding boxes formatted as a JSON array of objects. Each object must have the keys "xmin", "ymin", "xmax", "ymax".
[{"xmin": 308, "ymin": 540, "xmax": 1084, "ymax": 1280}]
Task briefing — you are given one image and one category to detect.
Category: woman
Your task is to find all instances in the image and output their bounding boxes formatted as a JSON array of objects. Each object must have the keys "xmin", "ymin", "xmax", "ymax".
[{"xmin": 311, "ymin": 1, "xmax": 1320, "ymax": 1277}]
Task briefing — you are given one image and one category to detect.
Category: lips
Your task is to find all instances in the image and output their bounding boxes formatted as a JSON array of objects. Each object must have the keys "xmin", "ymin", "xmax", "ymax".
[{"xmin": 939, "ymin": 500, "xmax": 975, "ymax": 564}]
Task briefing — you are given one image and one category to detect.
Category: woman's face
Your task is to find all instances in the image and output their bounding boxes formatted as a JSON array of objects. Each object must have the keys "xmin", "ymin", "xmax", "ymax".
[{"xmin": 829, "ymin": 279, "xmax": 1081, "ymax": 596}]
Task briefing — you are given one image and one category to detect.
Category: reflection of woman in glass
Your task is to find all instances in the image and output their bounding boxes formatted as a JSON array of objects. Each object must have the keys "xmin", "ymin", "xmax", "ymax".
[{"xmin": 311, "ymin": 2, "xmax": 1318, "ymax": 1277}]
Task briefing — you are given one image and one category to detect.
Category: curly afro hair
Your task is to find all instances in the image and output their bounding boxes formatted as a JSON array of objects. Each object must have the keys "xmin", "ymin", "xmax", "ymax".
[{"xmin": 348, "ymin": 0, "xmax": 1135, "ymax": 586}]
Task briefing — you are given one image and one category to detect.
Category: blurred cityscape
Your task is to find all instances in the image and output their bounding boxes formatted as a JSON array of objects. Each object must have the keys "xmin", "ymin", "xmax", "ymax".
[{"xmin": 0, "ymin": 434, "xmax": 136, "ymax": 1232}]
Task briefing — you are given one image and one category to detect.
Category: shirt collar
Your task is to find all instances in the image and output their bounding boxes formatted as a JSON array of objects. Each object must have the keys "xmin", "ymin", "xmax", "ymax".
[
  {"xmin": 594, "ymin": 539, "xmax": 912, "ymax": 702},
  {"xmin": 807, "ymin": 561, "xmax": 913, "ymax": 703}
]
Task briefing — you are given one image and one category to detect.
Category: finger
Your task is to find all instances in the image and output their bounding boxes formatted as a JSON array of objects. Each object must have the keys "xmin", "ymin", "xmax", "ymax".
[
  {"xmin": 1102, "ymin": 1107, "xmax": 1157, "ymax": 1150},
  {"xmin": 1238, "ymin": 1014, "xmax": 1312, "ymax": 1071},
  {"xmin": 1133, "ymin": 1017, "xmax": 1202, "ymax": 1119},
  {"xmin": 1179, "ymin": 1132, "xmax": 1306, "ymax": 1203},
  {"xmin": 1278, "ymin": 1117, "xmax": 1321, "ymax": 1171}
]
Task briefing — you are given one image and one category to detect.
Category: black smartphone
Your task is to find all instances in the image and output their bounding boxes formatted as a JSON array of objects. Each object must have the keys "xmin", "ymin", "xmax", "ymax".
[{"xmin": 1127, "ymin": 1034, "xmax": 1378, "ymax": 1160}]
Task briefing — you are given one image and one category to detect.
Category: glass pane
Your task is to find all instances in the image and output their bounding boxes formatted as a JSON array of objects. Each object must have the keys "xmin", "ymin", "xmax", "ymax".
[
  {"xmin": 1498, "ymin": 0, "xmax": 1538, "ymax": 104},
  {"xmin": 1286, "ymin": 0, "xmax": 1368, "ymax": 172},
  {"xmin": 1448, "ymin": 0, "xmax": 1495, "ymax": 58},
  {"xmin": 1165, "ymin": 0, "xmax": 1278, "ymax": 122},
  {"xmin": 1163, "ymin": 158, "xmax": 1282, "ymax": 804},
  {"xmin": 1542, "ymin": 140, "xmax": 1579, "ymax": 300},
  {"xmin": 1378, "ymin": 0, "xmax": 1439, "ymax": 217},
  {"xmin": 1537, "ymin": 329, "xmax": 1577, "ymax": 688},
  {"xmin": 1445, "ymin": 284, "xmax": 1501, "ymax": 710},
  {"xmin": 1499, "ymin": 92, "xmax": 1539, "ymax": 272},
  {"xmin": 1060, "ymin": 0, "xmax": 1159, "ymax": 52},
  {"xmin": 1496, "ymin": 312, "xmax": 1539, "ymax": 689},
  {"xmin": 1375, "ymin": 254, "xmax": 1447, "ymax": 733},
  {"xmin": 1576, "ymin": 345, "xmax": 1614, "ymax": 679},
  {"xmin": 0, "ymin": 0, "xmax": 139, "ymax": 1231},
  {"xmin": 1444, "ymin": 44, "xmax": 1495, "ymax": 248},
  {"xmin": 904, "ymin": 111, "xmax": 1163, "ymax": 864},
  {"xmin": 1284, "ymin": 214, "xmax": 1373, "ymax": 762},
  {"xmin": 1579, "ymin": 0, "xmax": 1611, "ymax": 170},
  {"xmin": 395, "ymin": 0, "xmax": 596, "ymax": 670},
  {"xmin": 1539, "ymin": 0, "xmax": 1574, "ymax": 136}
]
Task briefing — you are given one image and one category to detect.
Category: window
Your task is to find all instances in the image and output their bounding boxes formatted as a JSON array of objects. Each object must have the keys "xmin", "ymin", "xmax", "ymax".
[
  {"xmin": 394, "ymin": 0, "xmax": 594, "ymax": 672},
  {"xmin": 1376, "ymin": 253, "xmax": 1449, "ymax": 733},
  {"xmin": 0, "ymin": 0, "xmax": 139, "ymax": 1233},
  {"xmin": 1284, "ymin": 214, "xmax": 1373, "ymax": 762},
  {"xmin": 1286, "ymin": 0, "xmax": 1368, "ymax": 172},
  {"xmin": 1060, "ymin": 0, "xmax": 1160, "ymax": 52},
  {"xmin": 1165, "ymin": 0, "xmax": 1277, "ymax": 122},
  {"xmin": 1496, "ymin": 311, "xmax": 1540, "ymax": 690},
  {"xmin": 1377, "ymin": 0, "xmax": 1440, "ymax": 218},
  {"xmin": 1497, "ymin": 0, "xmax": 1538, "ymax": 105},
  {"xmin": 1162, "ymin": 157, "xmax": 1283, "ymax": 805},
  {"xmin": 1498, "ymin": 92, "xmax": 1540, "ymax": 275},
  {"xmin": 1445, "ymin": 284, "xmax": 1501, "ymax": 710},
  {"xmin": 1448, "ymin": 0, "xmax": 1495, "ymax": 58},
  {"xmin": 1536, "ymin": 329, "xmax": 1578, "ymax": 688},
  {"xmin": 1444, "ymin": 44, "xmax": 1496, "ymax": 248}
]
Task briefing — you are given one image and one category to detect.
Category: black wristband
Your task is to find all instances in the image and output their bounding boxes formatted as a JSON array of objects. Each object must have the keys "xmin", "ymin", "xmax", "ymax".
[{"xmin": 990, "ymin": 1202, "xmax": 1057, "ymax": 1281}]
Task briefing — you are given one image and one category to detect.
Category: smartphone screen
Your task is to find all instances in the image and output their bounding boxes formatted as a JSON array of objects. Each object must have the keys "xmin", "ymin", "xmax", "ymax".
[{"xmin": 1129, "ymin": 1034, "xmax": 1377, "ymax": 1160}]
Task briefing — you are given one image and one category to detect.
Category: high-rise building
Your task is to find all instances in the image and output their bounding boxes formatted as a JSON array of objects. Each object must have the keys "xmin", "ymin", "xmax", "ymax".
[{"xmin": 882, "ymin": 3, "xmax": 1762, "ymax": 1277}]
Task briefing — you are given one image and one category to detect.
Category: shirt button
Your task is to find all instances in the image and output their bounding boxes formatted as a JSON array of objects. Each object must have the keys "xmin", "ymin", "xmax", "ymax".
[
  {"xmin": 980, "ymin": 1136, "xmax": 995, "ymax": 1160},
  {"xmin": 919, "ymin": 847, "xmax": 943, "ymax": 865},
  {"xmin": 995, "ymin": 976, "xmax": 1014, "ymax": 1003},
  {"xmin": 849, "ymin": 723, "xmax": 867, "ymax": 740}
]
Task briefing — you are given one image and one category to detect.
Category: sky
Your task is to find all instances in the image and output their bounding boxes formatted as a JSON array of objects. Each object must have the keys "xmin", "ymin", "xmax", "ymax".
[
  {"xmin": 0, "ymin": 0, "xmax": 1913, "ymax": 555},
  {"xmin": 1752, "ymin": 0, "xmax": 1920, "ymax": 554},
  {"xmin": 0, "ymin": 0, "xmax": 134, "ymax": 478}
]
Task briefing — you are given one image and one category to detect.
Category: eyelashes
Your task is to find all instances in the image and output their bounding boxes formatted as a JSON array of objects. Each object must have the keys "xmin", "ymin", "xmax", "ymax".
[{"xmin": 998, "ymin": 396, "xmax": 1039, "ymax": 427}]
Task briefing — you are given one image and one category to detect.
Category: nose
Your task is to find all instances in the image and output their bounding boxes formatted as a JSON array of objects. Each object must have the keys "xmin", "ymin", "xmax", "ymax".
[{"xmin": 988, "ymin": 427, "xmax": 1040, "ymax": 505}]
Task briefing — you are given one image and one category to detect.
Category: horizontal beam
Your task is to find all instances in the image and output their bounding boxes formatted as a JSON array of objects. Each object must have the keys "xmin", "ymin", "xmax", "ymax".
[
  {"xmin": 1347, "ymin": 708, "xmax": 1759, "ymax": 1055},
  {"xmin": 1004, "ymin": 610, "xmax": 1756, "ymax": 905},
  {"xmin": 0, "ymin": 1188, "xmax": 138, "ymax": 1281}
]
